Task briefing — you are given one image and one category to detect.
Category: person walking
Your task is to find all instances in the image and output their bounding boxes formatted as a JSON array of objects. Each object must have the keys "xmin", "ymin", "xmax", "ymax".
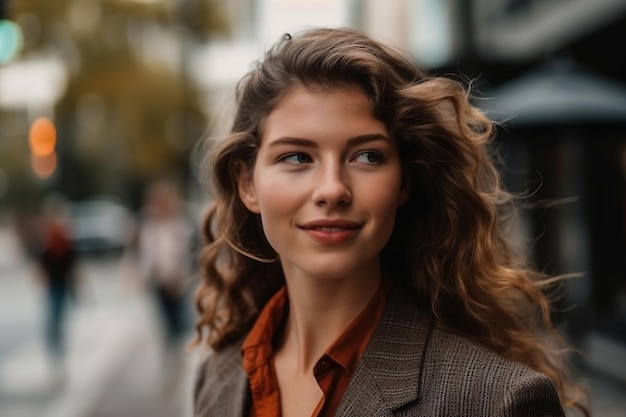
[
  {"xmin": 35, "ymin": 193, "xmax": 77, "ymax": 380},
  {"xmin": 136, "ymin": 179, "xmax": 194, "ymax": 350}
]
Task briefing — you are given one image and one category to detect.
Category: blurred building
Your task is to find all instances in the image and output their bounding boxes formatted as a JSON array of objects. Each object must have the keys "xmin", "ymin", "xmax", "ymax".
[{"xmin": 448, "ymin": 0, "xmax": 626, "ymax": 381}]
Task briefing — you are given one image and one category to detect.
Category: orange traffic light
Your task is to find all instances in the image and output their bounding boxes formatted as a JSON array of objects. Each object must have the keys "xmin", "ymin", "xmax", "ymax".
[
  {"xmin": 29, "ymin": 117, "xmax": 58, "ymax": 178},
  {"xmin": 29, "ymin": 117, "xmax": 57, "ymax": 157}
]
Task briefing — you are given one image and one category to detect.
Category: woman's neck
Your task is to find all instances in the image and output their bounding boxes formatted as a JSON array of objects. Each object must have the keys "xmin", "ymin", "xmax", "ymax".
[{"xmin": 276, "ymin": 270, "xmax": 382, "ymax": 374}]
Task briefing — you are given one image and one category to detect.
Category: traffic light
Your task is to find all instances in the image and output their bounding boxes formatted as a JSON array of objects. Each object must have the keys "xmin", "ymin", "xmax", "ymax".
[{"xmin": 29, "ymin": 117, "xmax": 58, "ymax": 179}]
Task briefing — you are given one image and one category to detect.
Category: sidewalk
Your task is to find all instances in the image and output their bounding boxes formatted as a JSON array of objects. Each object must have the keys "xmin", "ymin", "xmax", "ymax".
[{"xmin": 1, "ymin": 298, "xmax": 143, "ymax": 417}]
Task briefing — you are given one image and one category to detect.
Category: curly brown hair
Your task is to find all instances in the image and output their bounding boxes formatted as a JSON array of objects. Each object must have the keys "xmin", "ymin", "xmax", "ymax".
[{"xmin": 193, "ymin": 27, "xmax": 589, "ymax": 415}]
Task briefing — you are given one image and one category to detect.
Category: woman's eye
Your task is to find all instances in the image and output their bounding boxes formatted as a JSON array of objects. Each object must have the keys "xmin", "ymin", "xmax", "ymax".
[
  {"xmin": 279, "ymin": 153, "xmax": 313, "ymax": 165},
  {"xmin": 353, "ymin": 150, "xmax": 385, "ymax": 164}
]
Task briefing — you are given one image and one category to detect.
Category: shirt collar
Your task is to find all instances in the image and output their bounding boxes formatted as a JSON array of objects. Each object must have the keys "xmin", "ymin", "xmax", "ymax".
[
  {"xmin": 241, "ymin": 286, "xmax": 288, "ymax": 374},
  {"xmin": 241, "ymin": 280, "xmax": 391, "ymax": 375}
]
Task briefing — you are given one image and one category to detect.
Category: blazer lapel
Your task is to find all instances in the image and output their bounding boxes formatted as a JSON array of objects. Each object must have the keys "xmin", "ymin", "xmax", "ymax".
[{"xmin": 335, "ymin": 281, "xmax": 434, "ymax": 417}]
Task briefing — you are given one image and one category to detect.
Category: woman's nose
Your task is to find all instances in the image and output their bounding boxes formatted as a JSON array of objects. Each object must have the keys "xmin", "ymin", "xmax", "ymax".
[{"xmin": 312, "ymin": 163, "xmax": 352, "ymax": 207}]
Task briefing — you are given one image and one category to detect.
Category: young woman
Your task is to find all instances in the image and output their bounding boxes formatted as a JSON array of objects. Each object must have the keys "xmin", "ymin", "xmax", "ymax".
[{"xmin": 192, "ymin": 27, "xmax": 589, "ymax": 417}]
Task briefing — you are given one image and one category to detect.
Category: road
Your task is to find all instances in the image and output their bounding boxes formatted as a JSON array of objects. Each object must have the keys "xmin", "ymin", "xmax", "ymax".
[{"xmin": 1, "ymin": 226, "xmax": 626, "ymax": 416}]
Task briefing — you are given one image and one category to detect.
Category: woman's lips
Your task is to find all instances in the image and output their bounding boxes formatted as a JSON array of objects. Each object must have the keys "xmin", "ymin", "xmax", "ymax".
[{"xmin": 299, "ymin": 220, "xmax": 362, "ymax": 245}]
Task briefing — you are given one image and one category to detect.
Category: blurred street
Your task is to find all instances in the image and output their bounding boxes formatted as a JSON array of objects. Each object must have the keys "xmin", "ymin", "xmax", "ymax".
[
  {"xmin": 1, "ymin": 223, "xmax": 626, "ymax": 417},
  {"xmin": 0, "ymin": 225, "xmax": 200, "ymax": 417}
]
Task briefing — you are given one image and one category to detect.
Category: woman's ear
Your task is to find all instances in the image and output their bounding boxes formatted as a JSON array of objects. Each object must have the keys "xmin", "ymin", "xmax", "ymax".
[{"xmin": 237, "ymin": 164, "xmax": 261, "ymax": 214}]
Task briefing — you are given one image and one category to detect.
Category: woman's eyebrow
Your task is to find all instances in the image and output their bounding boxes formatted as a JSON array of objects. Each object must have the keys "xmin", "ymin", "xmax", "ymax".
[
  {"xmin": 268, "ymin": 133, "xmax": 390, "ymax": 148},
  {"xmin": 268, "ymin": 137, "xmax": 317, "ymax": 148}
]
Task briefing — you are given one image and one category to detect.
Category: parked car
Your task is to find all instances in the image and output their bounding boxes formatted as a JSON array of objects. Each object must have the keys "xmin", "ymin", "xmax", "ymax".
[{"xmin": 68, "ymin": 197, "xmax": 135, "ymax": 255}]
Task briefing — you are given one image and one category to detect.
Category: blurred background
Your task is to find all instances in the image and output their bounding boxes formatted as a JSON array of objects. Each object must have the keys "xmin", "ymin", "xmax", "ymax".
[{"xmin": 1, "ymin": 0, "xmax": 625, "ymax": 416}]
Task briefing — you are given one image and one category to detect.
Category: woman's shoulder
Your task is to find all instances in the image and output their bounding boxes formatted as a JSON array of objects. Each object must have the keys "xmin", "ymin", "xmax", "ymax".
[
  {"xmin": 426, "ymin": 326, "xmax": 544, "ymax": 378},
  {"xmin": 386, "ymin": 281, "xmax": 554, "ymax": 381},
  {"xmin": 193, "ymin": 341, "xmax": 248, "ymax": 416},
  {"xmin": 420, "ymin": 327, "xmax": 564, "ymax": 416},
  {"xmin": 196, "ymin": 341, "xmax": 242, "ymax": 374}
]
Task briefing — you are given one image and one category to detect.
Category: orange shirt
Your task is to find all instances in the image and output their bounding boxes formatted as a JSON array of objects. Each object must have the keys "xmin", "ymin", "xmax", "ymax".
[{"xmin": 241, "ymin": 281, "xmax": 391, "ymax": 417}]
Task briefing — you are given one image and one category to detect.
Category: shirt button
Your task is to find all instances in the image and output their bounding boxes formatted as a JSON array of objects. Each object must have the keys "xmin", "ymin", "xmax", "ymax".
[{"xmin": 314, "ymin": 357, "xmax": 329, "ymax": 375}]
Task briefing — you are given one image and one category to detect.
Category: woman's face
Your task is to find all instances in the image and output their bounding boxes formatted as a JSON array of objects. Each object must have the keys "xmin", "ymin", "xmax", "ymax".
[{"xmin": 238, "ymin": 85, "xmax": 408, "ymax": 281}]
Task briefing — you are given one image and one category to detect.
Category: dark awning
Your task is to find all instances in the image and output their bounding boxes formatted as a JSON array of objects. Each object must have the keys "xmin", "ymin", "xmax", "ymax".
[{"xmin": 480, "ymin": 60, "xmax": 626, "ymax": 127}]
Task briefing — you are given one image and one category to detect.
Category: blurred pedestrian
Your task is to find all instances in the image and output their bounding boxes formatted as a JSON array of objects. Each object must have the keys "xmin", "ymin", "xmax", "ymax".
[
  {"xmin": 136, "ymin": 179, "xmax": 194, "ymax": 351},
  {"xmin": 34, "ymin": 192, "xmax": 77, "ymax": 379}
]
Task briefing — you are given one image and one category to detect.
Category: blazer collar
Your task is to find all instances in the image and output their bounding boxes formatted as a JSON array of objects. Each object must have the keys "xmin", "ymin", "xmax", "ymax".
[{"xmin": 335, "ymin": 280, "xmax": 434, "ymax": 416}]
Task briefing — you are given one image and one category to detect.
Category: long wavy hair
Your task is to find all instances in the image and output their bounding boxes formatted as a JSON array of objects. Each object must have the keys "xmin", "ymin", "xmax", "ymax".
[{"xmin": 194, "ymin": 27, "xmax": 588, "ymax": 415}]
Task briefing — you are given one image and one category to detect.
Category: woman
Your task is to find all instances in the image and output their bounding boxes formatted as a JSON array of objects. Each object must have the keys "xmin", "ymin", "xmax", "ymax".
[{"xmin": 192, "ymin": 27, "xmax": 589, "ymax": 416}]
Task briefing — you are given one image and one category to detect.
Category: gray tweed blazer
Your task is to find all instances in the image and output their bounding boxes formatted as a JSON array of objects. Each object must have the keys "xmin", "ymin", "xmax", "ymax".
[{"xmin": 193, "ymin": 282, "xmax": 565, "ymax": 416}]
